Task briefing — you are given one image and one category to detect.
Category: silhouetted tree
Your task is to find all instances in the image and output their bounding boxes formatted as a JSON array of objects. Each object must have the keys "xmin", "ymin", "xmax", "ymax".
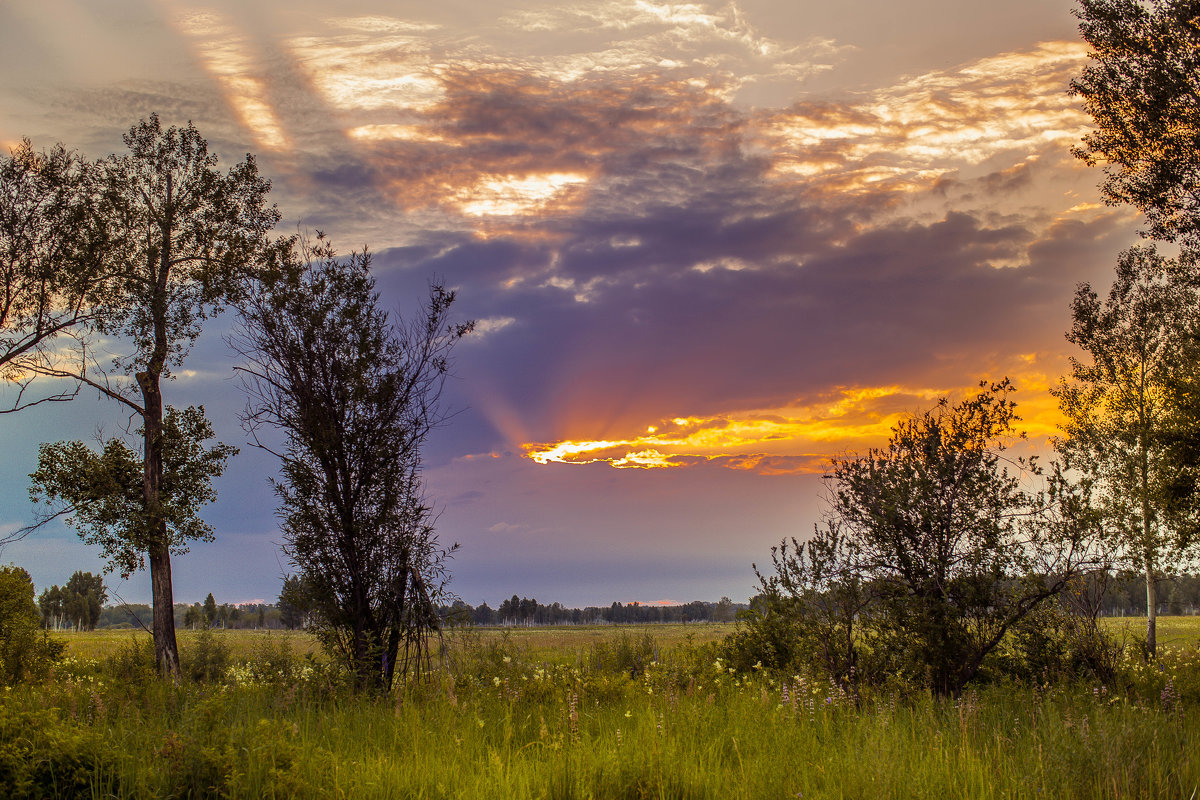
[
  {"xmin": 0, "ymin": 139, "xmax": 108, "ymax": 420},
  {"xmin": 816, "ymin": 381, "xmax": 1101, "ymax": 695},
  {"xmin": 234, "ymin": 234, "xmax": 471, "ymax": 691},
  {"xmin": 202, "ymin": 592, "xmax": 217, "ymax": 627}
]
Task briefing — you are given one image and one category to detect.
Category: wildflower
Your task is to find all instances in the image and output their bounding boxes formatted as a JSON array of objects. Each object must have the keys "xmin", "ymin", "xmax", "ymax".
[
  {"xmin": 503, "ymin": 656, "xmax": 512, "ymax": 664},
  {"xmin": 493, "ymin": 677, "xmax": 502, "ymax": 687},
  {"xmin": 625, "ymin": 710, "xmax": 632, "ymax": 718}
]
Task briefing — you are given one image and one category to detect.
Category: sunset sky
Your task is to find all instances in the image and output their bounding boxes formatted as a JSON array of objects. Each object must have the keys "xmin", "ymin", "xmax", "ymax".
[{"xmin": 0, "ymin": 0, "xmax": 1145, "ymax": 608}]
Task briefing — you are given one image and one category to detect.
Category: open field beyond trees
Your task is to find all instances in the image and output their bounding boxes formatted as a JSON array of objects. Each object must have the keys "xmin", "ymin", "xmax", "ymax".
[{"xmin": 3, "ymin": 621, "xmax": 1200, "ymax": 799}]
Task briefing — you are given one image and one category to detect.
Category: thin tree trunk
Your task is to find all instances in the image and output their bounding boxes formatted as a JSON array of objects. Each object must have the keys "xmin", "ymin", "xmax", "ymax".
[{"xmin": 1146, "ymin": 557, "xmax": 1157, "ymax": 657}]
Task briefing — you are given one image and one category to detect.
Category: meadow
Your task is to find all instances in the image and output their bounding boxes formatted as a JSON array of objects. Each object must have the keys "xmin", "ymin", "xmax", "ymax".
[{"xmin": 5, "ymin": 620, "xmax": 1200, "ymax": 798}]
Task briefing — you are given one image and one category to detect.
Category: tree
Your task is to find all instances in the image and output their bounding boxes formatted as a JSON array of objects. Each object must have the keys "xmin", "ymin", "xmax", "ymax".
[
  {"xmin": 38, "ymin": 571, "xmax": 106, "ymax": 630},
  {"xmin": 0, "ymin": 139, "xmax": 108, "ymax": 418},
  {"xmin": 1054, "ymin": 245, "xmax": 1200, "ymax": 655},
  {"xmin": 278, "ymin": 574, "xmax": 310, "ymax": 631},
  {"xmin": 36, "ymin": 585, "xmax": 64, "ymax": 629},
  {"xmin": 233, "ymin": 235, "xmax": 471, "ymax": 690},
  {"xmin": 62, "ymin": 571, "xmax": 106, "ymax": 630},
  {"xmin": 808, "ymin": 380, "xmax": 1099, "ymax": 696},
  {"xmin": 0, "ymin": 565, "xmax": 62, "ymax": 683},
  {"xmin": 1071, "ymin": 0, "xmax": 1200, "ymax": 244},
  {"xmin": 26, "ymin": 115, "xmax": 277, "ymax": 677},
  {"xmin": 202, "ymin": 592, "xmax": 217, "ymax": 628},
  {"xmin": 742, "ymin": 521, "xmax": 871, "ymax": 680}
]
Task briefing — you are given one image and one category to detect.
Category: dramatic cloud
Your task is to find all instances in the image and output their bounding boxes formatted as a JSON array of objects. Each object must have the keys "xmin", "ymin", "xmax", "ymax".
[{"xmin": 0, "ymin": 0, "xmax": 1141, "ymax": 604}]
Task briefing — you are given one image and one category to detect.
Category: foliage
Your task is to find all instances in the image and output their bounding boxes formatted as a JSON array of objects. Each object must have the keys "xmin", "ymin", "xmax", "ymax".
[
  {"xmin": 0, "ymin": 138, "xmax": 108, "ymax": 418},
  {"xmin": 234, "ymin": 234, "xmax": 471, "ymax": 691},
  {"xmin": 0, "ymin": 702, "xmax": 118, "ymax": 799},
  {"xmin": 18, "ymin": 114, "xmax": 277, "ymax": 677},
  {"xmin": 753, "ymin": 381, "xmax": 1102, "ymax": 696},
  {"xmin": 1071, "ymin": 0, "xmax": 1200, "ymax": 245},
  {"xmin": 30, "ymin": 405, "xmax": 236, "ymax": 579},
  {"xmin": 738, "ymin": 521, "xmax": 872, "ymax": 682},
  {"xmin": 37, "ymin": 570, "xmax": 106, "ymax": 630},
  {"xmin": 183, "ymin": 627, "xmax": 231, "ymax": 683},
  {"xmin": 203, "ymin": 592, "xmax": 217, "ymax": 627},
  {"xmin": 278, "ymin": 574, "xmax": 312, "ymax": 630},
  {"xmin": 1054, "ymin": 245, "xmax": 1200, "ymax": 654},
  {"xmin": 0, "ymin": 565, "xmax": 63, "ymax": 685}
]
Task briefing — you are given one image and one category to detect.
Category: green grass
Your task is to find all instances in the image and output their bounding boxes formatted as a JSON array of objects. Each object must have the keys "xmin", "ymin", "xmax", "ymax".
[{"xmin": 6, "ymin": 619, "xmax": 1200, "ymax": 799}]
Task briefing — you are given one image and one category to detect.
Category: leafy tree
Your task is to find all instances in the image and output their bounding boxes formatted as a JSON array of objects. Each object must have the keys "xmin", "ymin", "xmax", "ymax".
[
  {"xmin": 0, "ymin": 566, "xmax": 62, "ymax": 683},
  {"xmin": 234, "ymin": 234, "xmax": 470, "ymax": 690},
  {"xmin": 62, "ymin": 571, "xmax": 105, "ymax": 630},
  {"xmin": 278, "ymin": 574, "xmax": 309, "ymax": 631},
  {"xmin": 27, "ymin": 115, "xmax": 277, "ymax": 677},
  {"xmin": 202, "ymin": 592, "xmax": 217, "ymax": 627},
  {"xmin": 36, "ymin": 585, "xmax": 63, "ymax": 629},
  {"xmin": 1054, "ymin": 245, "xmax": 1200, "ymax": 655},
  {"xmin": 1071, "ymin": 0, "xmax": 1200, "ymax": 244},
  {"xmin": 30, "ymin": 406, "xmax": 235, "ymax": 645},
  {"xmin": 0, "ymin": 139, "xmax": 108, "ymax": 418},
  {"xmin": 803, "ymin": 380, "xmax": 1101, "ymax": 696},
  {"xmin": 38, "ymin": 571, "xmax": 106, "ymax": 630}
]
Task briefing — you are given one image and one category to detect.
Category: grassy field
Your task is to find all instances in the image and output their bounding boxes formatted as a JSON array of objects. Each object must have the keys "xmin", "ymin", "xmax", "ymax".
[{"xmin": 5, "ymin": 619, "xmax": 1200, "ymax": 798}]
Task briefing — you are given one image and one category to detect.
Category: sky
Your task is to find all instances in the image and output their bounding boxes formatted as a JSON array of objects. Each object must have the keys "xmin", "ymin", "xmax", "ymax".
[{"xmin": 0, "ymin": 0, "xmax": 1145, "ymax": 608}]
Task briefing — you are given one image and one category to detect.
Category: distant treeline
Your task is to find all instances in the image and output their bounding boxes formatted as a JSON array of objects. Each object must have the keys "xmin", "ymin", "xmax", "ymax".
[
  {"xmin": 444, "ymin": 596, "xmax": 746, "ymax": 626},
  {"xmin": 75, "ymin": 573, "xmax": 1200, "ymax": 633},
  {"xmin": 82, "ymin": 595, "xmax": 749, "ymax": 630}
]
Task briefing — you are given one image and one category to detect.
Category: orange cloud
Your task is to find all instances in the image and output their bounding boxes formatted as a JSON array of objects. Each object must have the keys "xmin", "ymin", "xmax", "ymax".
[{"xmin": 523, "ymin": 362, "xmax": 1067, "ymax": 475}]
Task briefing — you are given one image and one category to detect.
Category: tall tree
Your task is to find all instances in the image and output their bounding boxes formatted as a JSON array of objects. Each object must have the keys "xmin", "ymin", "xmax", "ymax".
[
  {"xmin": 0, "ymin": 139, "xmax": 107, "ymax": 417},
  {"xmin": 1071, "ymin": 0, "xmax": 1200, "ymax": 244},
  {"xmin": 1054, "ymin": 245, "xmax": 1200, "ymax": 655},
  {"xmin": 234, "ymin": 234, "xmax": 470, "ymax": 690},
  {"xmin": 29, "ymin": 115, "xmax": 277, "ymax": 676}
]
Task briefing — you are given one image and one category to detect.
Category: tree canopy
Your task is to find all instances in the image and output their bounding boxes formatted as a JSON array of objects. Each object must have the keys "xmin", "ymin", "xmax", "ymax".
[{"xmin": 1072, "ymin": 0, "xmax": 1200, "ymax": 244}]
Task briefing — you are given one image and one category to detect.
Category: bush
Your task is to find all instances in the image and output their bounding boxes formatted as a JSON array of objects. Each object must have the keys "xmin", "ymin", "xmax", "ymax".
[
  {"xmin": 0, "ymin": 565, "xmax": 63, "ymax": 684},
  {"xmin": 1000, "ymin": 604, "xmax": 1122, "ymax": 685},
  {"xmin": 183, "ymin": 628, "xmax": 231, "ymax": 683},
  {"xmin": 0, "ymin": 700, "xmax": 118, "ymax": 798}
]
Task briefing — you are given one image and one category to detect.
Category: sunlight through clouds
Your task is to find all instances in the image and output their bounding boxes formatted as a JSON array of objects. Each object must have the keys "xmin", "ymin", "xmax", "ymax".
[
  {"xmin": 170, "ymin": 7, "xmax": 289, "ymax": 151},
  {"xmin": 523, "ymin": 363, "xmax": 1067, "ymax": 475},
  {"xmin": 455, "ymin": 172, "xmax": 590, "ymax": 217}
]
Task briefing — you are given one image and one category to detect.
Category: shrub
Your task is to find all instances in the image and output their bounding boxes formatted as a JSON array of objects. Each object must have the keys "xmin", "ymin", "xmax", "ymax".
[
  {"xmin": 183, "ymin": 627, "xmax": 231, "ymax": 683},
  {"xmin": 0, "ymin": 700, "xmax": 118, "ymax": 798},
  {"xmin": 0, "ymin": 565, "xmax": 63, "ymax": 684}
]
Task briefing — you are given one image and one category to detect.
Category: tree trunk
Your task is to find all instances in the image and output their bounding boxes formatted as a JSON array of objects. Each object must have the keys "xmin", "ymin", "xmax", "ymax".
[
  {"xmin": 138, "ymin": 367, "xmax": 180, "ymax": 678},
  {"xmin": 1146, "ymin": 559, "xmax": 1157, "ymax": 658},
  {"xmin": 149, "ymin": 537, "xmax": 179, "ymax": 677}
]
